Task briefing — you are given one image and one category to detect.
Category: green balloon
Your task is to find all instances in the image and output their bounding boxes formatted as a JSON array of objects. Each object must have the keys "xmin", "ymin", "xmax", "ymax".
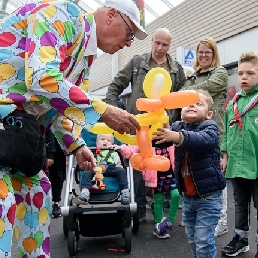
[
  {"xmin": 34, "ymin": 21, "xmax": 49, "ymax": 38},
  {"xmin": 13, "ymin": 173, "xmax": 25, "ymax": 185},
  {"xmin": 22, "ymin": 28, "xmax": 28, "ymax": 37},
  {"xmin": 8, "ymin": 82, "xmax": 27, "ymax": 94},
  {"xmin": 3, "ymin": 174, "xmax": 13, "ymax": 193},
  {"xmin": 34, "ymin": 231, "xmax": 44, "ymax": 248},
  {"xmin": 29, "ymin": 174, "xmax": 40, "ymax": 186},
  {"xmin": 17, "ymin": 247, "xmax": 24, "ymax": 258},
  {"xmin": 63, "ymin": 21, "xmax": 75, "ymax": 42},
  {"xmin": 46, "ymin": 69, "xmax": 63, "ymax": 81},
  {"xmin": 54, "ymin": 131, "xmax": 64, "ymax": 145},
  {"xmin": 37, "ymin": 95, "xmax": 51, "ymax": 105}
]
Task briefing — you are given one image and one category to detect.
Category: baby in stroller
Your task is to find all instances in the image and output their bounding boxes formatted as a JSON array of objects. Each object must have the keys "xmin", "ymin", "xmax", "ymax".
[{"xmin": 72, "ymin": 134, "xmax": 130, "ymax": 205}]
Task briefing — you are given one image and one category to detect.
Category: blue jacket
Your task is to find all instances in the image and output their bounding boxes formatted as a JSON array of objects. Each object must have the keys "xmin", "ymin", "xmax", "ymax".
[{"xmin": 171, "ymin": 119, "xmax": 226, "ymax": 196}]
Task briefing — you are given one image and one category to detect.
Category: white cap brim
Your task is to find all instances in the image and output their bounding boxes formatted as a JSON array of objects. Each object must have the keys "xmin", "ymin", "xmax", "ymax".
[
  {"xmin": 103, "ymin": 0, "xmax": 147, "ymax": 40},
  {"xmin": 129, "ymin": 19, "xmax": 147, "ymax": 40}
]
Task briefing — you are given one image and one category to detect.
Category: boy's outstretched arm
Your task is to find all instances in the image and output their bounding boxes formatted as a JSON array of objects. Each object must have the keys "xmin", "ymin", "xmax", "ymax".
[{"xmin": 153, "ymin": 128, "xmax": 181, "ymax": 145}]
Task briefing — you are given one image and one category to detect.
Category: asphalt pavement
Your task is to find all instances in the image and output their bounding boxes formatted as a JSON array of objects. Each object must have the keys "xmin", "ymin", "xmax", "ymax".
[{"xmin": 11, "ymin": 180, "xmax": 258, "ymax": 258}]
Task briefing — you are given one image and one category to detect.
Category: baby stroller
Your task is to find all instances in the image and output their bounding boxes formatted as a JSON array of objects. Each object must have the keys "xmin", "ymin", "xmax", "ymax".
[{"xmin": 61, "ymin": 147, "xmax": 139, "ymax": 257}]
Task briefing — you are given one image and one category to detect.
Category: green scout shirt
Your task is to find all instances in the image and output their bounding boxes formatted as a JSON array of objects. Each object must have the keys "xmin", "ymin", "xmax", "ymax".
[{"xmin": 220, "ymin": 84, "xmax": 258, "ymax": 179}]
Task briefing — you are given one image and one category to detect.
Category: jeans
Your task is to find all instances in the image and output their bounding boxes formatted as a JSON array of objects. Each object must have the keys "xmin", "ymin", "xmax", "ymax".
[
  {"xmin": 182, "ymin": 191, "xmax": 222, "ymax": 258},
  {"xmin": 217, "ymin": 185, "xmax": 227, "ymax": 226},
  {"xmin": 231, "ymin": 177, "xmax": 258, "ymax": 237},
  {"xmin": 80, "ymin": 164, "xmax": 128, "ymax": 190}
]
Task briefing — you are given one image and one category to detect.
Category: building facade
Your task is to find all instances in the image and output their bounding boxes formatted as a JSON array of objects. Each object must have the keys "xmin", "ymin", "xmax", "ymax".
[{"xmin": 88, "ymin": 0, "xmax": 258, "ymax": 108}]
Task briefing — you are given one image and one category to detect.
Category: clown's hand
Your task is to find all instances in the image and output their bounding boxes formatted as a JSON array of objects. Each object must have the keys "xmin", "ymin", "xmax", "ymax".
[
  {"xmin": 75, "ymin": 146, "xmax": 97, "ymax": 172},
  {"xmin": 100, "ymin": 105, "xmax": 140, "ymax": 134}
]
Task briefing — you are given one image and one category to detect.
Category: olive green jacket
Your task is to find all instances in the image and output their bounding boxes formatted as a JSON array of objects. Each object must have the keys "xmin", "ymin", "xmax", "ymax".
[
  {"xmin": 105, "ymin": 52, "xmax": 186, "ymax": 123},
  {"xmin": 181, "ymin": 66, "xmax": 228, "ymax": 142}
]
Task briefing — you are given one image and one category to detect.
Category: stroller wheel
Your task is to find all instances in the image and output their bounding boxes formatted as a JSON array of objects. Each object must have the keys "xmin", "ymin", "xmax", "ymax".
[
  {"xmin": 63, "ymin": 216, "xmax": 69, "ymax": 238},
  {"xmin": 124, "ymin": 226, "xmax": 131, "ymax": 253},
  {"xmin": 68, "ymin": 230, "xmax": 79, "ymax": 256},
  {"xmin": 132, "ymin": 213, "xmax": 139, "ymax": 234}
]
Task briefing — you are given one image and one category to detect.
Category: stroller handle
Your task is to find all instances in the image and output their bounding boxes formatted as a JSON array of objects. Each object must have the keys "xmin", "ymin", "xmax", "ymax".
[{"xmin": 88, "ymin": 147, "xmax": 114, "ymax": 151}]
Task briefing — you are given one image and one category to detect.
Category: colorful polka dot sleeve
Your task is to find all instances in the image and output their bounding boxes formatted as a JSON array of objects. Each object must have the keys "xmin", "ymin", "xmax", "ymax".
[{"xmin": 0, "ymin": 0, "xmax": 107, "ymax": 153}]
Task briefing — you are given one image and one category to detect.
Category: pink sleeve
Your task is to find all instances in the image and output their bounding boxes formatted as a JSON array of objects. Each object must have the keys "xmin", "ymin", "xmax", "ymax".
[
  {"xmin": 120, "ymin": 145, "xmax": 140, "ymax": 159},
  {"xmin": 142, "ymin": 169, "xmax": 157, "ymax": 188},
  {"xmin": 168, "ymin": 145, "xmax": 175, "ymax": 171}
]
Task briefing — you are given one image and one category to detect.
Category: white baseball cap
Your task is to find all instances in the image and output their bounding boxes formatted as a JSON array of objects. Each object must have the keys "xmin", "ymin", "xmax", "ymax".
[{"xmin": 103, "ymin": 0, "xmax": 148, "ymax": 40}]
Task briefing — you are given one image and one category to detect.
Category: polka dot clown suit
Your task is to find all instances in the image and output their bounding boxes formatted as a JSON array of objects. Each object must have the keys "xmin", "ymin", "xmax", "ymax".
[{"xmin": 0, "ymin": 0, "xmax": 108, "ymax": 257}]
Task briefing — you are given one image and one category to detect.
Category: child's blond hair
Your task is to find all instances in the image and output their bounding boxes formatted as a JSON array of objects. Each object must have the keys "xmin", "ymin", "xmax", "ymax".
[
  {"xmin": 238, "ymin": 52, "xmax": 258, "ymax": 67},
  {"xmin": 195, "ymin": 89, "xmax": 213, "ymax": 111}
]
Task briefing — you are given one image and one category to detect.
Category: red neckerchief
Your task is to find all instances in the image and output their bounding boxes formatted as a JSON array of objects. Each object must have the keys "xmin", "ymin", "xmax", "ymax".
[{"xmin": 229, "ymin": 92, "xmax": 258, "ymax": 130}]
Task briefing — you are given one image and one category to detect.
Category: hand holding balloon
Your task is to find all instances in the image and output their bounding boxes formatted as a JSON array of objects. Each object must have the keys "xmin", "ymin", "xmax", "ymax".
[
  {"xmin": 90, "ymin": 68, "xmax": 199, "ymax": 171},
  {"xmin": 129, "ymin": 68, "xmax": 199, "ymax": 171}
]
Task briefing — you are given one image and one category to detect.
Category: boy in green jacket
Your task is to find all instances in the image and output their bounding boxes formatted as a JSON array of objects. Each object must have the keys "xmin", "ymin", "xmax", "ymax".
[{"xmin": 221, "ymin": 52, "xmax": 258, "ymax": 257}]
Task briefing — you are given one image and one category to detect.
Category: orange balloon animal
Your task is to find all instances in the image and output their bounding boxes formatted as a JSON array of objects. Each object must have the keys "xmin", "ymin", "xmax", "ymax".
[{"xmin": 129, "ymin": 68, "xmax": 199, "ymax": 171}]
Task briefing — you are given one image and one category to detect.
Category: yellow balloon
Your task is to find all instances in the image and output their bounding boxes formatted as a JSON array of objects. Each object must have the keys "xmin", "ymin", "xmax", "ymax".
[
  {"xmin": 143, "ymin": 68, "xmax": 172, "ymax": 99},
  {"xmin": 14, "ymin": 226, "xmax": 20, "ymax": 241},
  {"xmin": 90, "ymin": 123, "xmax": 114, "ymax": 134},
  {"xmin": 0, "ymin": 64, "xmax": 15, "ymax": 80},
  {"xmin": 16, "ymin": 202, "xmax": 26, "ymax": 221},
  {"xmin": 0, "ymin": 218, "xmax": 5, "ymax": 237},
  {"xmin": 113, "ymin": 132, "xmax": 138, "ymax": 145},
  {"xmin": 148, "ymin": 122, "xmax": 163, "ymax": 140},
  {"xmin": 135, "ymin": 113, "xmax": 159, "ymax": 126},
  {"xmin": 161, "ymin": 114, "xmax": 169, "ymax": 124},
  {"xmin": 38, "ymin": 207, "xmax": 48, "ymax": 225},
  {"xmin": 43, "ymin": 5, "xmax": 57, "ymax": 18}
]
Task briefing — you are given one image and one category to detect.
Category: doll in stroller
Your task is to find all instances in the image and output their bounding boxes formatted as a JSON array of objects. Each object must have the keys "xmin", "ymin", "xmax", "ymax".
[{"xmin": 61, "ymin": 132, "xmax": 139, "ymax": 257}]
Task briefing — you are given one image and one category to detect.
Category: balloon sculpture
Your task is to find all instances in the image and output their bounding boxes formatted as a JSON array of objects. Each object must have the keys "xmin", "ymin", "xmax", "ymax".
[{"xmin": 90, "ymin": 68, "xmax": 199, "ymax": 171}]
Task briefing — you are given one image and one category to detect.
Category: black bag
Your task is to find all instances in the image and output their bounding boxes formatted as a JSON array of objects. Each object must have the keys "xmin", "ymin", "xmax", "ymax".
[{"xmin": 0, "ymin": 109, "xmax": 46, "ymax": 177}]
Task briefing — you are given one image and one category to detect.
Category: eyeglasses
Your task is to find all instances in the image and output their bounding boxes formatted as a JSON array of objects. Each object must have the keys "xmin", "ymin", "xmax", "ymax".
[
  {"xmin": 197, "ymin": 51, "xmax": 213, "ymax": 56},
  {"xmin": 117, "ymin": 11, "xmax": 135, "ymax": 43}
]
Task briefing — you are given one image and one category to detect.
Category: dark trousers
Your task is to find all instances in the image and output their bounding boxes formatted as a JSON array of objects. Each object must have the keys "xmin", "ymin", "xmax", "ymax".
[
  {"xmin": 231, "ymin": 177, "xmax": 258, "ymax": 234},
  {"xmin": 48, "ymin": 139, "xmax": 66, "ymax": 203},
  {"xmin": 80, "ymin": 164, "xmax": 128, "ymax": 190},
  {"xmin": 133, "ymin": 169, "xmax": 146, "ymax": 214}
]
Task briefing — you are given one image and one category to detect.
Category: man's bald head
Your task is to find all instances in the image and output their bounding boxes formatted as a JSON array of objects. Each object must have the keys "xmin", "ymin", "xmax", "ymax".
[
  {"xmin": 152, "ymin": 28, "xmax": 172, "ymax": 43},
  {"xmin": 151, "ymin": 28, "xmax": 172, "ymax": 61}
]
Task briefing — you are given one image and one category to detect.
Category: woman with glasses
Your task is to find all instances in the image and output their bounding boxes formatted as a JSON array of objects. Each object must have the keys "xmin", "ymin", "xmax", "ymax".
[
  {"xmin": 179, "ymin": 37, "xmax": 228, "ymax": 257},
  {"xmin": 181, "ymin": 37, "xmax": 228, "ymax": 138}
]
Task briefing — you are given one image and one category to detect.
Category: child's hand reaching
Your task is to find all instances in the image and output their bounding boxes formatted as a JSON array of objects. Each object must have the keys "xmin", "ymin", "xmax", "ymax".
[
  {"xmin": 109, "ymin": 144, "xmax": 121, "ymax": 151},
  {"xmin": 153, "ymin": 128, "xmax": 179, "ymax": 144}
]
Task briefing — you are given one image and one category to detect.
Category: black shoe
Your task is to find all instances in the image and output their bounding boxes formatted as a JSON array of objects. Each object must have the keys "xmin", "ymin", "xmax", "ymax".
[
  {"xmin": 221, "ymin": 233, "xmax": 249, "ymax": 256},
  {"xmin": 256, "ymin": 251, "xmax": 258, "ymax": 258},
  {"xmin": 52, "ymin": 203, "xmax": 61, "ymax": 218}
]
